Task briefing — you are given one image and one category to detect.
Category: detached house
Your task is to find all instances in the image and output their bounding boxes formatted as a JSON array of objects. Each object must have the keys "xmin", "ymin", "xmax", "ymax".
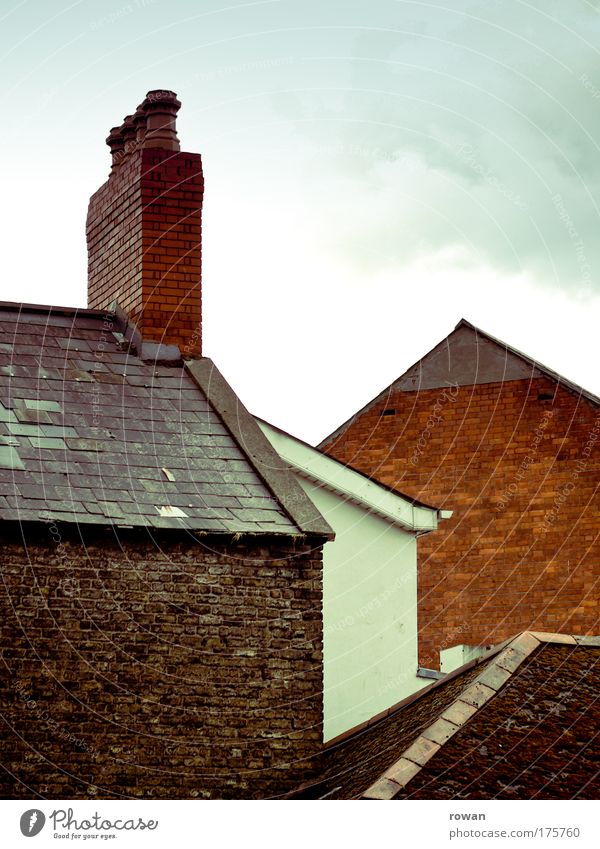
[
  {"xmin": 320, "ymin": 320, "xmax": 600, "ymax": 671},
  {"xmin": 0, "ymin": 91, "xmax": 333, "ymax": 799}
]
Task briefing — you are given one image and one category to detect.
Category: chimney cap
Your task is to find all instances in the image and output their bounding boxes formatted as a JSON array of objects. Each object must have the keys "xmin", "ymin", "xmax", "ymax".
[
  {"xmin": 142, "ymin": 90, "xmax": 181, "ymax": 151},
  {"xmin": 144, "ymin": 89, "xmax": 180, "ymax": 105}
]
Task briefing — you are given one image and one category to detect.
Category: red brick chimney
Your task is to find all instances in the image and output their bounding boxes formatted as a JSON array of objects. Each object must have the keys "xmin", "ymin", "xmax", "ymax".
[{"xmin": 86, "ymin": 90, "xmax": 203, "ymax": 357}]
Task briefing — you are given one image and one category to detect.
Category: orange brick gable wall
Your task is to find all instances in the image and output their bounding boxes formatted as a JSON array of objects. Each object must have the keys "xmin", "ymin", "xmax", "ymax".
[
  {"xmin": 87, "ymin": 147, "xmax": 203, "ymax": 357},
  {"xmin": 323, "ymin": 377, "xmax": 599, "ymax": 668}
]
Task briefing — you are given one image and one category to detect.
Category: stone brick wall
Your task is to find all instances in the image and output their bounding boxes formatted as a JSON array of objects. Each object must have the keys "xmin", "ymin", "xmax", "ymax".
[
  {"xmin": 323, "ymin": 377, "xmax": 599, "ymax": 668},
  {"xmin": 0, "ymin": 526, "xmax": 323, "ymax": 798},
  {"xmin": 86, "ymin": 147, "xmax": 203, "ymax": 357}
]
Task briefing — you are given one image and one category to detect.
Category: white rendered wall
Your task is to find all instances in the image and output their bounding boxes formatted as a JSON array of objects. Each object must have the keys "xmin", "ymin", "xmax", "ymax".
[
  {"xmin": 294, "ymin": 478, "xmax": 428, "ymax": 741},
  {"xmin": 440, "ymin": 644, "xmax": 490, "ymax": 674}
]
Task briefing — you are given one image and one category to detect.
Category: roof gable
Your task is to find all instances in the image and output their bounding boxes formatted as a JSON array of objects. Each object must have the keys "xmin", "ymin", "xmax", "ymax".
[
  {"xmin": 320, "ymin": 318, "xmax": 599, "ymax": 448},
  {"xmin": 391, "ymin": 321, "xmax": 541, "ymax": 392}
]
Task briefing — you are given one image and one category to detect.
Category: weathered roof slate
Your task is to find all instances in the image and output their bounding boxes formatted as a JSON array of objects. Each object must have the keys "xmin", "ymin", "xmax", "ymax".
[{"xmin": 0, "ymin": 303, "xmax": 307, "ymax": 534}]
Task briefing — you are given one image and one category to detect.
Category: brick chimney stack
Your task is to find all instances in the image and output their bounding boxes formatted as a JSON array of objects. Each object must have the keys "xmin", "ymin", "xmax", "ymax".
[{"xmin": 87, "ymin": 90, "xmax": 203, "ymax": 357}]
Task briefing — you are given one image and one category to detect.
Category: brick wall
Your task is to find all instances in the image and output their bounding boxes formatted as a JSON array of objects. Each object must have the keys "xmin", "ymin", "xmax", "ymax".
[
  {"xmin": 323, "ymin": 378, "xmax": 599, "ymax": 668},
  {"xmin": 0, "ymin": 527, "xmax": 323, "ymax": 798},
  {"xmin": 86, "ymin": 147, "xmax": 203, "ymax": 357}
]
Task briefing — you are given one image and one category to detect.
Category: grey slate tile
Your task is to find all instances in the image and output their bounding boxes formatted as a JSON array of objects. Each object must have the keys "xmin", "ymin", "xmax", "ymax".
[
  {"xmin": 65, "ymin": 438, "xmax": 103, "ymax": 452},
  {"xmin": 0, "ymin": 445, "xmax": 25, "ymax": 470},
  {"xmin": 0, "ymin": 404, "xmax": 17, "ymax": 423},
  {"xmin": 29, "ymin": 437, "xmax": 68, "ymax": 450},
  {"xmin": 14, "ymin": 408, "xmax": 53, "ymax": 425},
  {"xmin": 22, "ymin": 399, "xmax": 63, "ymax": 412},
  {"xmin": 8, "ymin": 423, "xmax": 44, "ymax": 436}
]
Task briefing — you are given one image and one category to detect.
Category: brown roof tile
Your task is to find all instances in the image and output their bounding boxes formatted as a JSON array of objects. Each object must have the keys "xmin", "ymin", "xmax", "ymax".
[{"xmin": 295, "ymin": 632, "xmax": 600, "ymax": 800}]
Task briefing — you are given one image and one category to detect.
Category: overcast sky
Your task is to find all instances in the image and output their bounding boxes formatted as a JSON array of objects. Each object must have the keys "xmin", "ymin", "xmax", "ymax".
[{"xmin": 1, "ymin": 0, "xmax": 599, "ymax": 442}]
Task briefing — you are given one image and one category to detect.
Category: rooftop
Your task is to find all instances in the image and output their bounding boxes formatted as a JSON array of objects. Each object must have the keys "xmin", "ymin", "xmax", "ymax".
[
  {"xmin": 0, "ymin": 302, "xmax": 331, "ymax": 536},
  {"xmin": 294, "ymin": 631, "xmax": 600, "ymax": 800}
]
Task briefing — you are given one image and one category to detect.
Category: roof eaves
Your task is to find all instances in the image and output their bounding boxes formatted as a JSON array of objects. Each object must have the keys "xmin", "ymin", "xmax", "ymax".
[
  {"xmin": 185, "ymin": 359, "xmax": 335, "ymax": 539},
  {"xmin": 258, "ymin": 417, "xmax": 442, "ymax": 513},
  {"xmin": 258, "ymin": 418, "xmax": 441, "ymax": 532}
]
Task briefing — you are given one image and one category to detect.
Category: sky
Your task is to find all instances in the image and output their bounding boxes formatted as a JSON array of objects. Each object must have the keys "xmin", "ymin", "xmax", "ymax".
[{"xmin": 1, "ymin": 0, "xmax": 599, "ymax": 443}]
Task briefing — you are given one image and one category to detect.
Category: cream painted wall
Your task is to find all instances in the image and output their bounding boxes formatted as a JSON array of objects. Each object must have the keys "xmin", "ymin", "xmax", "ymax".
[
  {"xmin": 295, "ymin": 478, "xmax": 429, "ymax": 741},
  {"xmin": 440, "ymin": 643, "xmax": 490, "ymax": 674}
]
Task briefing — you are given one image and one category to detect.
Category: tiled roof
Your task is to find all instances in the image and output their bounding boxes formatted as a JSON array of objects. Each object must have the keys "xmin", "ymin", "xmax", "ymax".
[
  {"xmin": 0, "ymin": 303, "xmax": 306, "ymax": 534},
  {"xmin": 295, "ymin": 632, "xmax": 600, "ymax": 799}
]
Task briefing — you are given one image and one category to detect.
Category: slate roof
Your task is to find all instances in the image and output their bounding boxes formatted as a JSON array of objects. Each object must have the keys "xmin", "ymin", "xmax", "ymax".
[
  {"xmin": 294, "ymin": 632, "xmax": 600, "ymax": 799},
  {"xmin": 0, "ymin": 302, "xmax": 329, "ymax": 535}
]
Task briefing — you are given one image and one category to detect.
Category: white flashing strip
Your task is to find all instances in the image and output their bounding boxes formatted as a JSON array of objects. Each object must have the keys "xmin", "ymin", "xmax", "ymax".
[{"xmin": 258, "ymin": 420, "xmax": 445, "ymax": 533}]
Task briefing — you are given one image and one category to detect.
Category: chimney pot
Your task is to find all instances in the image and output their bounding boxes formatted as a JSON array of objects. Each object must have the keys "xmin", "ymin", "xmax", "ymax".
[
  {"xmin": 133, "ymin": 104, "xmax": 147, "ymax": 146},
  {"xmin": 106, "ymin": 126, "xmax": 125, "ymax": 174},
  {"xmin": 120, "ymin": 114, "xmax": 137, "ymax": 157},
  {"xmin": 142, "ymin": 89, "xmax": 181, "ymax": 151}
]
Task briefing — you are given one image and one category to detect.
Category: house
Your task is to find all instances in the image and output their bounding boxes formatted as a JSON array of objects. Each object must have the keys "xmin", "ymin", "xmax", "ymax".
[
  {"xmin": 0, "ymin": 90, "xmax": 334, "ymax": 799},
  {"xmin": 258, "ymin": 418, "xmax": 450, "ymax": 741},
  {"xmin": 294, "ymin": 631, "xmax": 600, "ymax": 799},
  {"xmin": 320, "ymin": 320, "xmax": 600, "ymax": 670}
]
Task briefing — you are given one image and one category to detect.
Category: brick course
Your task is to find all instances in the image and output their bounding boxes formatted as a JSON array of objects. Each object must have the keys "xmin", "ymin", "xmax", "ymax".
[
  {"xmin": 0, "ymin": 526, "xmax": 323, "ymax": 798},
  {"xmin": 323, "ymin": 377, "xmax": 599, "ymax": 668}
]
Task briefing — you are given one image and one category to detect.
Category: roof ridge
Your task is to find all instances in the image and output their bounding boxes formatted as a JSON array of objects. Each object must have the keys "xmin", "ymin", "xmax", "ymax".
[{"xmin": 0, "ymin": 300, "xmax": 108, "ymax": 318}]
